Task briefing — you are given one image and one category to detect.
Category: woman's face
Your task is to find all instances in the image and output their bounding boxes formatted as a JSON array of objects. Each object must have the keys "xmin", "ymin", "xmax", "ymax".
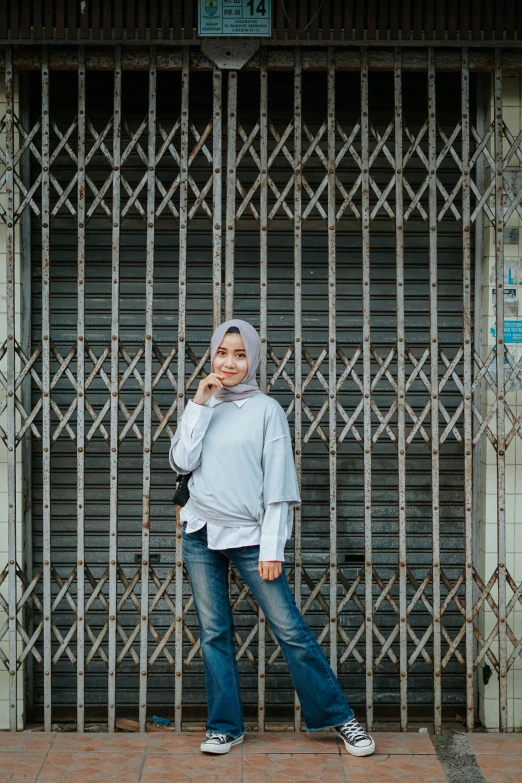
[{"xmin": 212, "ymin": 333, "xmax": 249, "ymax": 386}]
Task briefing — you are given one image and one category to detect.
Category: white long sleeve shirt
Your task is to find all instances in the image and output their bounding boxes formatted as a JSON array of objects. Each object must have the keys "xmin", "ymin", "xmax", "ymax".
[{"xmin": 170, "ymin": 396, "xmax": 298, "ymax": 561}]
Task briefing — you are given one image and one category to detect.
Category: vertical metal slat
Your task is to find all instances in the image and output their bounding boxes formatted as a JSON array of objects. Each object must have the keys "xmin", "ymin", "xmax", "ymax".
[
  {"xmin": 327, "ymin": 47, "xmax": 338, "ymax": 678},
  {"xmin": 293, "ymin": 45, "xmax": 303, "ymax": 733},
  {"xmin": 472, "ymin": 71, "xmax": 486, "ymax": 730},
  {"xmin": 20, "ymin": 66, "xmax": 34, "ymax": 722},
  {"xmin": 5, "ymin": 45, "xmax": 17, "ymax": 732},
  {"xmin": 139, "ymin": 46, "xmax": 156, "ymax": 732},
  {"xmin": 212, "ymin": 66, "xmax": 222, "ymax": 330},
  {"xmin": 175, "ymin": 46, "xmax": 190, "ymax": 732},
  {"xmin": 41, "ymin": 45, "xmax": 52, "ymax": 733},
  {"xmin": 108, "ymin": 45, "xmax": 122, "ymax": 734},
  {"xmin": 428, "ymin": 48, "xmax": 442, "ymax": 733},
  {"xmin": 494, "ymin": 47, "xmax": 507, "ymax": 731},
  {"xmin": 461, "ymin": 48, "xmax": 475, "ymax": 733},
  {"xmin": 258, "ymin": 48, "xmax": 268, "ymax": 731},
  {"xmin": 394, "ymin": 47, "xmax": 408, "ymax": 732},
  {"xmin": 361, "ymin": 46, "xmax": 373, "ymax": 731},
  {"xmin": 76, "ymin": 46, "xmax": 86, "ymax": 734},
  {"xmin": 225, "ymin": 70, "xmax": 237, "ymax": 320}
]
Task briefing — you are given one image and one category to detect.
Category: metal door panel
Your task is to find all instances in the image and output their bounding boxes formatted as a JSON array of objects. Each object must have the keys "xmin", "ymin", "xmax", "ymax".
[{"xmin": 0, "ymin": 46, "xmax": 518, "ymax": 734}]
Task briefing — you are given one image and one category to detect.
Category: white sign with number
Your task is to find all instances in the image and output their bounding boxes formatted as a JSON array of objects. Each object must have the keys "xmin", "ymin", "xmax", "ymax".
[{"xmin": 198, "ymin": 0, "xmax": 272, "ymax": 37}]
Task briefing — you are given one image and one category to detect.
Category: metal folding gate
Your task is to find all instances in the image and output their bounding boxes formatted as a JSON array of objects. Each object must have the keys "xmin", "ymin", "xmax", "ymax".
[{"xmin": 0, "ymin": 45, "xmax": 520, "ymax": 734}]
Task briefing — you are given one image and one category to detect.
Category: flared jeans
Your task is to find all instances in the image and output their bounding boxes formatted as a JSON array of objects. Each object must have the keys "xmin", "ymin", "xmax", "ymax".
[{"xmin": 182, "ymin": 521, "xmax": 354, "ymax": 739}]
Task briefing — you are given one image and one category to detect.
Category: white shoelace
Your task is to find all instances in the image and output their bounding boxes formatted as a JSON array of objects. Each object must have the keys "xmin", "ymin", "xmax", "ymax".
[{"xmin": 338, "ymin": 718, "xmax": 371, "ymax": 745}]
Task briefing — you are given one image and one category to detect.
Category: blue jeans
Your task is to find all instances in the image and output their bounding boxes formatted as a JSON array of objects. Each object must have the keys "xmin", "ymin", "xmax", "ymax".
[{"xmin": 182, "ymin": 522, "xmax": 354, "ymax": 738}]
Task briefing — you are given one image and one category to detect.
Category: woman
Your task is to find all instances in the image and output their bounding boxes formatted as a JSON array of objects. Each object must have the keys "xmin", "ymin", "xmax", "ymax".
[{"xmin": 170, "ymin": 318, "xmax": 375, "ymax": 757}]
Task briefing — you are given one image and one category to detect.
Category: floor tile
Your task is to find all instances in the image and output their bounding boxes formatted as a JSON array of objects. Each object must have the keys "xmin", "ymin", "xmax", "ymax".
[
  {"xmin": 146, "ymin": 733, "xmax": 207, "ymax": 754},
  {"xmin": 467, "ymin": 733, "xmax": 522, "ymax": 755},
  {"xmin": 0, "ymin": 752, "xmax": 47, "ymax": 782},
  {"xmin": 243, "ymin": 752, "xmax": 345, "ymax": 782},
  {"xmin": 141, "ymin": 752, "xmax": 243, "ymax": 782},
  {"xmin": 474, "ymin": 752, "xmax": 522, "ymax": 783},
  {"xmin": 50, "ymin": 734, "xmax": 148, "ymax": 753},
  {"xmin": 0, "ymin": 732, "xmax": 55, "ymax": 753},
  {"xmin": 243, "ymin": 731, "xmax": 340, "ymax": 754},
  {"xmin": 370, "ymin": 733, "xmax": 437, "ymax": 756},
  {"xmin": 37, "ymin": 751, "xmax": 144, "ymax": 782},
  {"xmin": 341, "ymin": 753, "xmax": 448, "ymax": 783},
  {"xmin": 0, "ymin": 730, "xmax": 515, "ymax": 783}
]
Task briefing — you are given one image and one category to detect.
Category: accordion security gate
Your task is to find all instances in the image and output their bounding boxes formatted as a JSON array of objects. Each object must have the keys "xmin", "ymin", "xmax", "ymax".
[{"xmin": 0, "ymin": 45, "xmax": 520, "ymax": 734}]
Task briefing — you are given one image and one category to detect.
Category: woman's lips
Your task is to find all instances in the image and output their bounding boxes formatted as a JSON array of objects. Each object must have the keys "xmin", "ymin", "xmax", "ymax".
[{"xmin": 223, "ymin": 372, "xmax": 236, "ymax": 376}]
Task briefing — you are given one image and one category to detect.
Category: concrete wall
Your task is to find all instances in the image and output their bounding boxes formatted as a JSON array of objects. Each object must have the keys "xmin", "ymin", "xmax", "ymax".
[
  {"xmin": 478, "ymin": 73, "xmax": 522, "ymax": 731},
  {"xmin": 0, "ymin": 77, "xmax": 24, "ymax": 730}
]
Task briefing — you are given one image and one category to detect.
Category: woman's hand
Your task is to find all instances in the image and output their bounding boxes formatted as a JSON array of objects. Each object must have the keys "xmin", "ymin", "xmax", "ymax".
[
  {"xmin": 193, "ymin": 372, "xmax": 225, "ymax": 405},
  {"xmin": 258, "ymin": 560, "xmax": 282, "ymax": 581}
]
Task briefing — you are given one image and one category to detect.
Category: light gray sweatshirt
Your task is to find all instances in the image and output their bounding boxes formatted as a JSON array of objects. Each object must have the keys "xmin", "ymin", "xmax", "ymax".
[{"xmin": 169, "ymin": 393, "xmax": 301, "ymax": 528}]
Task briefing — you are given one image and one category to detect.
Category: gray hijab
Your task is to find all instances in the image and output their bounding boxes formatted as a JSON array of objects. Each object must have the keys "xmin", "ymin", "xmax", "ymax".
[{"xmin": 210, "ymin": 318, "xmax": 264, "ymax": 403}]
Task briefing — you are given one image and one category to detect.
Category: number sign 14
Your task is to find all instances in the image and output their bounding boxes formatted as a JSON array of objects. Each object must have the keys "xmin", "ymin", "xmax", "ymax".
[{"xmin": 199, "ymin": 0, "xmax": 272, "ymax": 37}]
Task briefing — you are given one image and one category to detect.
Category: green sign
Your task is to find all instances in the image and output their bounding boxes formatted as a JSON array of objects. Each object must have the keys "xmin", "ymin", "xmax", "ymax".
[{"xmin": 199, "ymin": 0, "xmax": 272, "ymax": 37}]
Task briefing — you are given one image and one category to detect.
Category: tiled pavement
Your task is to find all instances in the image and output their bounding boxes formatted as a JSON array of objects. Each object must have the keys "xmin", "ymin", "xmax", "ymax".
[
  {"xmin": 0, "ymin": 729, "xmax": 520, "ymax": 783},
  {"xmin": 467, "ymin": 734, "xmax": 522, "ymax": 783}
]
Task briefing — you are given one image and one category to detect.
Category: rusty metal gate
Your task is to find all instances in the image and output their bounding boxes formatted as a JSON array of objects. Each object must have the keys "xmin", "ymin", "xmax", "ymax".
[{"xmin": 0, "ymin": 44, "xmax": 520, "ymax": 735}]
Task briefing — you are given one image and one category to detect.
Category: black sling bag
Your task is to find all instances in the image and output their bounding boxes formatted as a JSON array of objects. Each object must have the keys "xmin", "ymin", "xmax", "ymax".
[{"xmin": 173, "ymin": 472, "xmax": 192, "ymax": 508}]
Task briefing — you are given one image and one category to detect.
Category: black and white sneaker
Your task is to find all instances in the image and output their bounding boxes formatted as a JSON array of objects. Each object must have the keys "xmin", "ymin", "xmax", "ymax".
[
  {"xmin": 200, "ymin": 731, "xmax": 245, "ymax": 754},
  {"xmin": 334, "ymin": 718, "xmax": 375, "ymax": 756}
]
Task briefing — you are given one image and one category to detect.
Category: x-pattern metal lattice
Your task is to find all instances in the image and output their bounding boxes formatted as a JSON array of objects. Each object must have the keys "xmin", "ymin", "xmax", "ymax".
[
  {"xmin": 1, "ymin": 51, "xmax": 522, "ymax": 736},
  {"xmin": 1, "ymin": 112, "xmax": 521, "ymax": 656}
]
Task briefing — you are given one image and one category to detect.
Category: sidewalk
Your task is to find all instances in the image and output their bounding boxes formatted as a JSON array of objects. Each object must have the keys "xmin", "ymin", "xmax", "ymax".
[{"xmin": 0, "ymin": 729, "xmax": 520, "ymax": 782}]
